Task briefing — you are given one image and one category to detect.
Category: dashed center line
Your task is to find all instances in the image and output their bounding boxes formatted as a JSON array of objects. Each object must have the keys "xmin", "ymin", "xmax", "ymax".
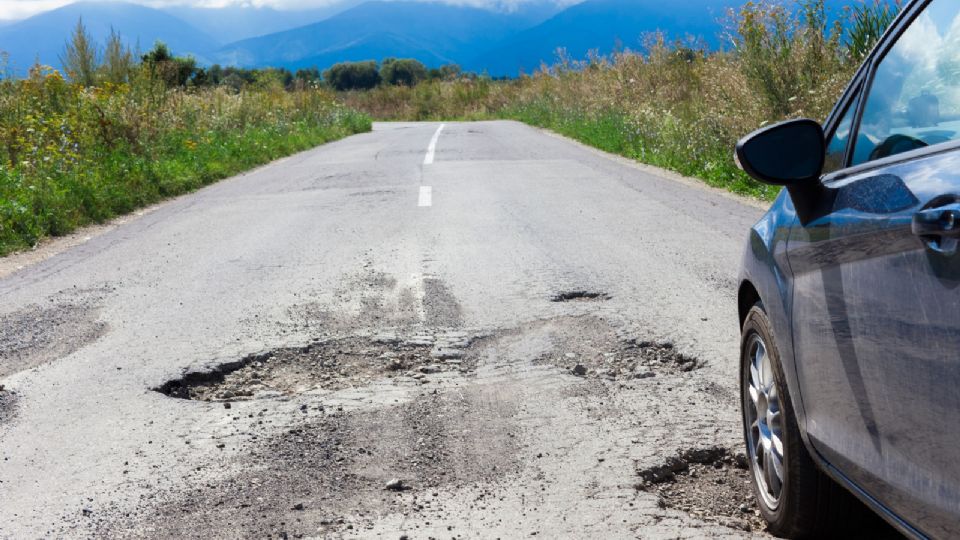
[
  {"xmin": 420, "ymin": 124, "xmax": 444, "ymax": 207},
  {"xmin": 418, "ymin": 186, "xmax": 433, "ymax": 207},
  {"xmin": 423, "ymin": 124, "xmax": 445, "ymax": 165}
]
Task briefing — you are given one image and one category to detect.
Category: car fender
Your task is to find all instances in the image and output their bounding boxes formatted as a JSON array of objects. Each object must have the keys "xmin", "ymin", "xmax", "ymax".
[{"xmin": 737, "ymin": 189, "xmax": 814, "ymax": 449}]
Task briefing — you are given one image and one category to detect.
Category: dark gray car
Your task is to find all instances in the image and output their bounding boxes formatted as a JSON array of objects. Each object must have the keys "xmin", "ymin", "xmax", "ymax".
[{"xmin": 734, "ymin": 0, "xmax": 960, "ymax": 537}]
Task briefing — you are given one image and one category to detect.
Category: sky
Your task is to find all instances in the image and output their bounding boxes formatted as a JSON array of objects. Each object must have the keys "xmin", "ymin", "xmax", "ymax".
[{"xmin": 0, "ymin": 0, "xmax": 579, "ymax": 20}]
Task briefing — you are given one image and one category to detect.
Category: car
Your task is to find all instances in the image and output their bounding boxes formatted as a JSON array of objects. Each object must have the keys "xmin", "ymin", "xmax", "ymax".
[{"xmin": 733, "ymin": 0, "xmax": 960, "ymax": 538}]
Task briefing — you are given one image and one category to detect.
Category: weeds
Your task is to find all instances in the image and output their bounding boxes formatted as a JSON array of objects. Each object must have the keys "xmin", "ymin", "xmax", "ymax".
[{"xmin": 0, "ymin": 67, "xmax": 371, "ymax": 255}]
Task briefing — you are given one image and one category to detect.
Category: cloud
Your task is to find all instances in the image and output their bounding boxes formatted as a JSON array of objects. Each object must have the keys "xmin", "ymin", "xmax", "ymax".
[
  {"xmin": 0, "ymin": 0, "xmax": 579, "ymax": 20},
  {"xmin": 0, "ymin": 0, "xmax": 76, "ymax": 19}
]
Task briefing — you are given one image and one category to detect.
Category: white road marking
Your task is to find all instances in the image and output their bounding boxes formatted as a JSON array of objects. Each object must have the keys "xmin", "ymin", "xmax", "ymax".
[
  {"xmin": 418, "ymin": 186, "xmax": 433, "ymax": 207},
  {"xmin": 423, "ymin": 124, "xmax": 445, "ymax": 165}
]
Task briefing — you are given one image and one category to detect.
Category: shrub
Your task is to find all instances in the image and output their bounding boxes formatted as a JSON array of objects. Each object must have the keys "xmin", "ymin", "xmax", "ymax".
[
  {"xmin": 60, "ymin": 18, "xmax": 99, "ymax": 86},
  {"xmin": 380, "ymin": 58, "xmax": 428, "ymax": 86},
  {"xmin": 141, "ymin": 42, "xmax": 201, "ymax": 88},
  {"xmin": 323, "ymin": 61, "xmax": 381, "ymax": 91}
]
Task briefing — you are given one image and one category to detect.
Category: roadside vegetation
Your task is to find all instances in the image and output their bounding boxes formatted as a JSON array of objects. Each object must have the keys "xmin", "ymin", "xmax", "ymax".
[
  {"xmin": 338, "ymin": 0, "xmax": 901, "ymax": 200},
  {"xmin": 0, "ymin": 22, "xmax": 371, "ymax": 256}
]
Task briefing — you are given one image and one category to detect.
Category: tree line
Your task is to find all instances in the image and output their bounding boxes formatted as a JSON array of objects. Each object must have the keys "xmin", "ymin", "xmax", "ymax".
[
  {"xmin": 58, "ymin": 18, "xmax": 324, "ymax": 89},
  {"xmin": 55, "ymin": 18, "xmax": 474, "ymax": 91},
  {"xmin": 322, "ymin": 59, "xmax": 468, "ymax": 91}
]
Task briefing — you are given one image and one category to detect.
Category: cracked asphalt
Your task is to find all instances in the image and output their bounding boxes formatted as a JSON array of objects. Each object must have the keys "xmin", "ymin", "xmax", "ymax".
[{"xmin": 0, "ymin": 120, "xmax": 843, "ymax": 538}]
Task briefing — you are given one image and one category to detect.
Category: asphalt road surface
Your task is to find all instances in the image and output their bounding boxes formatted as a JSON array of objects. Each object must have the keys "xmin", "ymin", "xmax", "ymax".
[{"xmin": 0, "ymin": 121, "xmax": 896, "ymax": 539}]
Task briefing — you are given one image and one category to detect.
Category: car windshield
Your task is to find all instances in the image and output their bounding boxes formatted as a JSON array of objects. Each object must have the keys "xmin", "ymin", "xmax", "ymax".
[{"xmin": 853, "ymin": 1, "xmax": 960, "ymax": 165}]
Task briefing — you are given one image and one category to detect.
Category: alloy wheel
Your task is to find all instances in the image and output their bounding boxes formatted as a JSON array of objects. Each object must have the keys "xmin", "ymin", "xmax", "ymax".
[{"xmin": 745, "ymin": 332, "xmax": 784, "ymax": 510}]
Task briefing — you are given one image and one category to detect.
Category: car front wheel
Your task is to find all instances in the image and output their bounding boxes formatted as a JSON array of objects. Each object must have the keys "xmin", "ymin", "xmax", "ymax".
[{"xmin": 741, "ymin": 304, "xmax": 853, "ymax": 538}]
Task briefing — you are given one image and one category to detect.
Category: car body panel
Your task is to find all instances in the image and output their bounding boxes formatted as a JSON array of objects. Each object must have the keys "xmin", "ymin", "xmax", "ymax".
[
  {"xmin": 787, "ymin": 151, "xmax": 960, "ymax": 538},
  {"xmin": 739, "ymin": 190, "xmax": 801, "ymax": 420}
]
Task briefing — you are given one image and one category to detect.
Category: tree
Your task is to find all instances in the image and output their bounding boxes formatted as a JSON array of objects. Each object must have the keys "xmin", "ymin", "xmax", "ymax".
[
  {"xmin": 61, "ymin": 18, "xmax": 99, "ymax": 86},
  {"xmin": 142, "ymin": 42, "xmax": 200, "ymax": 87},
  {"xmin": 0, "ymin": 50, "xmax": 10, "ymax": 80},
  {"xmin": 380, "ymin": 58, "xmax": 428, "ymax": 86},
  {"xmin": 323, "ymin": 61, "xmax": 381, "ymax": 91},
  {"xmin": 439, "ymin": 64, "xmax": 462, "ymax": 81},
  {"xmin": 293, "ymin": 67, "xmax": 321, "ymax": 88},
  {"xmin": 100, "ymin": 28, "xmax": 134, "ymax": 85}
]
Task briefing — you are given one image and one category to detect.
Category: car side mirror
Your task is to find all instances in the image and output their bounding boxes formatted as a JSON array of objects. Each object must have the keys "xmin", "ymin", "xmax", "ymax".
[{"xmin": 735, "ymin": 119, "xmax": 825, "ymax": 186}]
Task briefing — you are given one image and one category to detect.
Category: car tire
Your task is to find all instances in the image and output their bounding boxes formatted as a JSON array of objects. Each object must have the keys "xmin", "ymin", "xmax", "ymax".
[{"xmin": 741, "ymin": 304, "xmax": 855, "ymax": 538}]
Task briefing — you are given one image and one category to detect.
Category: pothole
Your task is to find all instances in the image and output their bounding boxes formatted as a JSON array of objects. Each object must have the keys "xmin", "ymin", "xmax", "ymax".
[
  {"xmin": 635, "ymin": 446, "xmax": 762, "ymax": 532},
  {"xmin": 544, "ymin": 337, "xmax": 704, "ymax": 380},
  {"xmin": 155, "ymin": 334, "xmax": 476, "ymax": 401},
  {"xmin": 550, "ymin": 291, "xmax": 611, "ymax": 302},
  {"xmin": 100, "ymin": 386, "xmax": 522, "ymax": 538}
]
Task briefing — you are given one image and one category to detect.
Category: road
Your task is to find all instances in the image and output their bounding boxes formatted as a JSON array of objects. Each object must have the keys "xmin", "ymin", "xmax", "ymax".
[{"xmin": 0, "ymin": 120, "xmax": 776, "ymax": 538}]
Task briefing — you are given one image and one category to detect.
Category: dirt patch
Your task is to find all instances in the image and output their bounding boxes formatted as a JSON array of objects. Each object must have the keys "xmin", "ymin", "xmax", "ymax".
[
  {"xmin": 637, "ymin": 447, "xmax": 906, "ymax": 538},
  {"xmin": 99, "ymin": 387, "xmax": 521, "ymax": 538},
  {"xmin": 422, "ymin": 278, "xmax": 463, "ymax": 327},
  {"xmin": 285, "ymin": 272, "xmax": 464, "ymax": 333},
  {"xmin": 531, "ymin": 317, "xmax": 704, "ymax": 380},
  {"xmin": 156, "ymin": 334, "xmax": 477, "ymax": 402},
  {"xmin": 286, "ymin": 270, "xmax": 419, "ymax": 332},
  {"xmin": 550, "ymin": 291, "xmax": 611, "ymax": 302},
  {"xmin": 0, "ymin": 385, "xmax": 19, "ymax": 425},
  {"xmin": 0, "ymin": 294, "xmax": 108, "ymax": 379},
  {"xmin": 636, "ymin": 446, "xmax": 762, "ymax": 532}
]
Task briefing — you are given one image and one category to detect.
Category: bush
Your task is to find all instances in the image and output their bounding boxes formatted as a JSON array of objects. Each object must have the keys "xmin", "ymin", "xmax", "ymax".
[
  {"xmin": 323, "ymin": 61, "xmax": 381, "ymax": 91},
  {"xmin": 380, "ymin": 58, "xmax": 428, "ymax": 87}
]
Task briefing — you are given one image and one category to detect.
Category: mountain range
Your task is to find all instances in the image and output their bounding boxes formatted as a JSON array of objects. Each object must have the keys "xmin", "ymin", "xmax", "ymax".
[
  {"xmin": 0, "ymin": 0, "xmax": 853, "ymax": 78},
  {"xmin": 0, "ymin": 2, "xmax": 218, "ymax": 70},
  {"xmin": 213, "ymin": 1, "xmax": 548, "ymax": 70}
]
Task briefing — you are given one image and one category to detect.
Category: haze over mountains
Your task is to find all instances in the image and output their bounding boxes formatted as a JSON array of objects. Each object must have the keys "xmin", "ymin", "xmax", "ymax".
[
  {"xmin": 214, "ymin": 1, "xmax": 551, "ymax": 71},
  {"xmin": 0, "ymin": 0, "xmax": 851, "ymax": 77}
]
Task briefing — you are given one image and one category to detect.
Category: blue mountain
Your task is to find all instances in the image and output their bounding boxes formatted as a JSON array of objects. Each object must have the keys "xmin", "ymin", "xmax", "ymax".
[
  {"xmin": 471, "ymin": 0, "xmax": 854, "ymax": 76},
  {"xmin": 213, "ymin": 1, "xmax": 553, "ymax": 70},
  {"xmin": 471, "ymin": 0, "xmax": 736, "ymax": 76},
  {"xmin": 162, "ymin": 3, "xmax": 364, "ymax": 44},
  {"xmin": 0, "ymin": 2, "xmax": 218, "ymax": 73}
]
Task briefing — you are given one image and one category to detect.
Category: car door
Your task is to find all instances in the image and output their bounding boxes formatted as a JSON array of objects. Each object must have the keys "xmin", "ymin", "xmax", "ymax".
[{"xmin": 787, "ymin": 1, "xmax": 960, "ymax": 536}]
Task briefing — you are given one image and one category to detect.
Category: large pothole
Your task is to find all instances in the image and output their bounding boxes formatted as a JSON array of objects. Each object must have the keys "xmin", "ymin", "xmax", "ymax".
[
  {"xmin": 100, "ymin": 386, "xmax": 522, "ymax": 538},
  {"xmin": 635, "ymin": 446, "xmax": 761, "ymax": 532},
  {"xmin": 539, "ymin": 334, "xmax": 704, "ymax": 381},
  {"xmin": 155, "ymin": 333, "xmax": 477, "ymax": 402}
]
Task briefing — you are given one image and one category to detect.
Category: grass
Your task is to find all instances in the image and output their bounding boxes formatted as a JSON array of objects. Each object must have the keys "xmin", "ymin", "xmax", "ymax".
[
  {"xmin": 340, "ymin": 0, "xmax": 897, "ymax": 201},
  {"xmin": 0, "ymin": 69, "xmax": 371, "ymax": 256}
]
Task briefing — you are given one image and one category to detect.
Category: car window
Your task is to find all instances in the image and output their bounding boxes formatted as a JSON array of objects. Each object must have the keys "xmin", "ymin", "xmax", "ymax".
[
  {"xmin": 852, "ymin": 0, "xmax": 960, "ymax": 166},
  {"xmin": 824, "ymin": 90, "xmax": 861, "ymax": 173}
]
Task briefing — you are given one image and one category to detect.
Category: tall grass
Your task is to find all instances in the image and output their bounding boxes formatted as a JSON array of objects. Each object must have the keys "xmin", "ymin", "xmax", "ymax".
[
  {"xmin": 341, "ymin": 0, "xmax": 898, "ymax": 200},
  {"xmin": 0, "ymin": 67, "xmax": 371, "ymax": 256}
]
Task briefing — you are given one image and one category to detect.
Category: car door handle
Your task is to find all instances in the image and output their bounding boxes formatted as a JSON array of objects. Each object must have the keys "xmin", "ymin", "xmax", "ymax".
[
  {"xmin": 913, "ymin": 202, "xmax": 960, "ymax": 255},
  {"xmin": 913, "ymin": 204, "xmax": 960, "ymax": 237}
]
